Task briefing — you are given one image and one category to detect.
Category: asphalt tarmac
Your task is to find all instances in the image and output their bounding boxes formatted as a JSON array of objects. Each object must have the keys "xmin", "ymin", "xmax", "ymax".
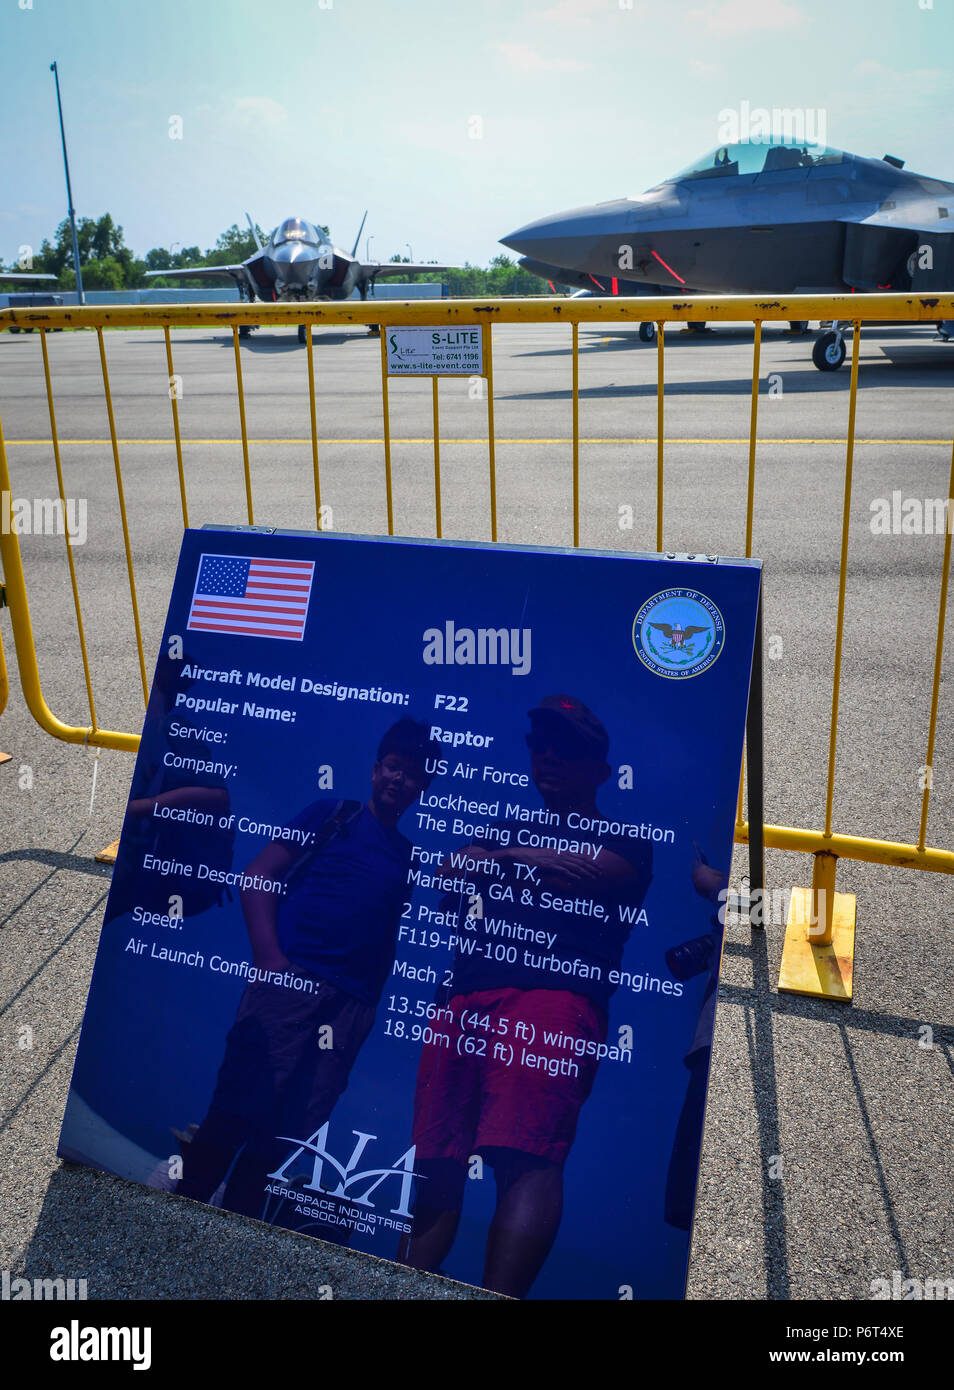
[{"xmin": 1, "ymin": 318, "xmax": 951, "ymax": 1302}]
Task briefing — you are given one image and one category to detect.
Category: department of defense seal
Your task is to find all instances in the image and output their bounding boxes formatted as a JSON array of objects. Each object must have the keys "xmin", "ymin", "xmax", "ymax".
[{"xmin": 632, "ymin": 588, "xmax": 725, "ymax": 679}]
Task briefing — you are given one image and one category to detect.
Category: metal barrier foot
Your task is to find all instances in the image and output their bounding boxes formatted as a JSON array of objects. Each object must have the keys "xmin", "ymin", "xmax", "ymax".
[
  {"xmin": 778, "ymin": 850, "xmax": 856, "ymax": 1001},
  {"xmin": 95, "ymin": 839, "xmax": 120, "ymax": 865}
]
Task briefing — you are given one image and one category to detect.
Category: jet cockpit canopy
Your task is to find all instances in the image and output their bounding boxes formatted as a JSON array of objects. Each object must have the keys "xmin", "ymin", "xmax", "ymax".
[
  {"xmin": 668, "ymin": 139, "xmax": 846, "ymax": 182},
  {"xmin": 270, "ymin": 218, "xmax": 324, "ymax": 247}
]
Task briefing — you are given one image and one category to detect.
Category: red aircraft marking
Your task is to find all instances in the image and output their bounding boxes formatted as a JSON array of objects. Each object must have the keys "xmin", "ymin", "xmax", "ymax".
[{"xmin": 650, "ymin": 250, "xmax": 686, "ymax": 285}]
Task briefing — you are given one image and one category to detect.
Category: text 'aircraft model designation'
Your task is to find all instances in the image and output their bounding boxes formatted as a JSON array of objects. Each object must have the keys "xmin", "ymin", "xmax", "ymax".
[
  {"xmin": 502, "ymin": 138, "xmax": 954, "ymax": 370},
  {"xmin": 149, "ymin": 214, "xmax": 454, "ymax": 341}
]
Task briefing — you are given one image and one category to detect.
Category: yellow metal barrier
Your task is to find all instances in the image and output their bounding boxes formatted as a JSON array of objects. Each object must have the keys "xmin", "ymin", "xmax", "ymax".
[
  {"xmin": 0, "ymin": 619, "xmax": 10, "ymax": 764},
  {"xmin": 1, "ymin": 292, "xmax": 952, "ymax": 1001}
]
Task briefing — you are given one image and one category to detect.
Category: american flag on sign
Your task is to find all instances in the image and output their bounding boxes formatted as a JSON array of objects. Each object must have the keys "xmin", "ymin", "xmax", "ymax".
[{"xmin": 186, "ymin": 554, "xmax": 315, "ymax": 641}]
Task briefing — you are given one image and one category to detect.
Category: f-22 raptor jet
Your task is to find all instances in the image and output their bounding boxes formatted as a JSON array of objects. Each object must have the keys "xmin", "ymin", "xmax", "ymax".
[
  {"xmin": 149, "ymin": 213, "xmax": 454, "ymax": 341},
  {"xmin": 502, "ymin": 138, "xmax": 954, "ymax": 370}
]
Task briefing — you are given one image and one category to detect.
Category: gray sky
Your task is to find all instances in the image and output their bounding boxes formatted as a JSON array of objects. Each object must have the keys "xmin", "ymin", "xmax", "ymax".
[{"xmin": 3, "ymin": 0, "xmax": 952, "ymax": 266}]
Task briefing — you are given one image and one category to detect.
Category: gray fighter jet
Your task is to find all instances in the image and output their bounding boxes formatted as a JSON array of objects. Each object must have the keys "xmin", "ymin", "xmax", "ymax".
[
  {"xmin": 148, "ymin": 214, "xmax": 454, "ymax": 341},
  {"xmin": 0, "ymin": 271, "xmax": 58, "ymax": 284},
  {"xmin": 501, "ymin": 138, "xmax": 954, "ymax": 370}
]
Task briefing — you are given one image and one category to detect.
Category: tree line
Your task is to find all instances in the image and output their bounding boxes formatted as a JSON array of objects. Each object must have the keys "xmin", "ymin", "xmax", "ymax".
[{"xmin": 1, "ymin": 214, "xmax": 551, "ymax": 296}]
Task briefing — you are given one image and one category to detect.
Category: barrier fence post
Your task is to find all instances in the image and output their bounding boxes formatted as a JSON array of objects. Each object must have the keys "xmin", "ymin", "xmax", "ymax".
[
  {"xmin": 571, "ymin": 321, "xmax": 580, "ymax": 547},
  {"xmin": 304, "ymin": 324, "xmax": 323, "ymax": 530},
  {"xmin": 736, "ymin": 322, "xmax": 763, "ymax": 877},
  {"xmin": 777, "ymin": 326, "xmax": 861, "ymax": 1001},
  {"xmin": 917, "ymin": 437, "xmax": 954, "ymax": 851},
  {"xmin": 745, "ymin": 588, "xmax": 765, "ymax": 928},
  {"xmin": 0, "ymin": 617, "xmax": 11, "ymax": 764},
  {"xmin": 484, "ymin": 326, "xmax": 498, "ymax": 543},
  {"xmin": 656, "ymin": 322, "xmax": 665, "ymax": 551},
  {"xmin": 379, "ymin": 328, "xmax": 394, "ymax": 535},
  {"xmin": 432, "ymin": 376, "xmax": 442, "ymax": 539},
  {"xmin": 231, "ymin": 327, "xmax": 254, "ymax": 525},
  {"xmin": 162, "ymin": 326, "xmax": 189, "ymax": 528}
]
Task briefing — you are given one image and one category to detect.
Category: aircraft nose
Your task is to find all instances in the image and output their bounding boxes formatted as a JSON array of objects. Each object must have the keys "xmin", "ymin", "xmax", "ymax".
[
  {"xmin": 501, "ymin": 200, "xmax": 632, "ymax": 271},
  {"xmin": 267, "ymin": 242, "xmax": 321, "ymax": 284}
]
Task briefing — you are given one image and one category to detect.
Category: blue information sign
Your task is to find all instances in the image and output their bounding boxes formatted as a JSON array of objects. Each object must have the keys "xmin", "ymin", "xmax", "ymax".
[{"xmin": 60, "ymin": 527, "xmax": 761, "ymax": 1300}]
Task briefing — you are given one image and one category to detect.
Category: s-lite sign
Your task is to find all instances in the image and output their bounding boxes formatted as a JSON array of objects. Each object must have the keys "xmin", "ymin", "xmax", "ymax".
[
  {"xmin": 385, "ymin": 326, "xmax": 484, "ymax": 375},
  {"xmin": 60, "ymin": 527, "xmax": 761, "ymax": 1300}
]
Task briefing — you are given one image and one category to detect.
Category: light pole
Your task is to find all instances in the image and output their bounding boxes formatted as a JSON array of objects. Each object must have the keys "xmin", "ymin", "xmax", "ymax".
[
  {"xmin": 406, "ymin": 243, "xmax": 413, "ymax": 262},
  {"xmin": 50, "ymin": 62, "xmax": 84, "ymax": 305}
]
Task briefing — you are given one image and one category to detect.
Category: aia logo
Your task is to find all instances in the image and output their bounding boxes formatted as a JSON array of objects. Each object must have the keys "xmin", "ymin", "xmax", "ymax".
[{"xmin": 266, "ymin": 1123, "xmax": 419, "ymax": 1217}]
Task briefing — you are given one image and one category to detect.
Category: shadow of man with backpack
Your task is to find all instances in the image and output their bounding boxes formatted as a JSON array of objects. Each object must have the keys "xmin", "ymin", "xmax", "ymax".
[{"xmin": 177, "ymin": 717, "xmax": 439, "ymax": 1223}]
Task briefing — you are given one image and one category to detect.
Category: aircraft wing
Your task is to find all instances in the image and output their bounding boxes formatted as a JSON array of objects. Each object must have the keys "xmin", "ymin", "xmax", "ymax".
[
  {"xmin": 855, "ymin": 210, "xmax": 954, "ymax": 233},
  {"xmin": 0, "ymin": 272, "xmax": 58, "ymax": 281},
  {"xmin": 144, "ymin": 265, "xmax": 247, "ymax": 282},
  {"xmin": 360, "ymin": 262, "xmax": 454, "ymax": 278}
]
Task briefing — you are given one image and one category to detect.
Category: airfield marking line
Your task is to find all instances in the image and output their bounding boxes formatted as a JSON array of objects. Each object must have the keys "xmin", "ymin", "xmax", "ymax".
[{"xmin": 4, "ymin": 437, "xmax": 952, "ymax": 447}]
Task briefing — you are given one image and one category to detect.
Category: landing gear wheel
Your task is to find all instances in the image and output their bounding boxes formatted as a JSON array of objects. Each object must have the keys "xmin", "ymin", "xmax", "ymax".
[
  {"xmin": 238, "ymin": 324, "xmax": 251, "ymax": 339},
  {"xmin": 788, "ymin": 320, "xmax": 809, "ymax": 333},
  {"xmin": 638, "ymin": 321, "xmax": 656, "ymax": 343},
  {"xmin": 368, "ymin": 324, "xmax": 380, "ymax": 337},
  {"xmin": 686, "ymin": 321, "xmax": 708, "ymax": 334},
  {"xmin": 8, "ymin": 326, "xmax": 20, "ymax": 333},
  {"xmin": 298, "ymin": 324, "xmax": 307, "ymax": 344},
  {"xmin": 812, "ymin": 331, "xmax": 846, "ymax": 371}
]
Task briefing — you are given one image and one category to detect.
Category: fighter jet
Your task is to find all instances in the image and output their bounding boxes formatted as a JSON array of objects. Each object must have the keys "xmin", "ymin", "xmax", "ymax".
[
  {"xmin": 0, "ymin": 271, "xmax": 58, "ymax": 284},
  {"xmin": 501, "ymin": 138, "xmax": 954, "ymax": 370},
  {"xmin": 148, "ymin": 214, "xmax": 454, "ymax": 341}
]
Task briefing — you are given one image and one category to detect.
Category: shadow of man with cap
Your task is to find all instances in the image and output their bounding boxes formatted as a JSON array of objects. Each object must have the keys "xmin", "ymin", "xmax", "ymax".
[{"xmin": 401, "ymin": 695, "xmax": 653, "ymax": 1297}]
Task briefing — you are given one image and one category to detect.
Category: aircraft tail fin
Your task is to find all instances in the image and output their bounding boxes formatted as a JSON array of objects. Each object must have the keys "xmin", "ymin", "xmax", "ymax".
[
  {"xmin": 245, "ymin": 213, "xmax": 264, "ymax": 251},
  {"xmin": 351, "ymin": 210, "xmax": 368, "ymax": 258}
]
